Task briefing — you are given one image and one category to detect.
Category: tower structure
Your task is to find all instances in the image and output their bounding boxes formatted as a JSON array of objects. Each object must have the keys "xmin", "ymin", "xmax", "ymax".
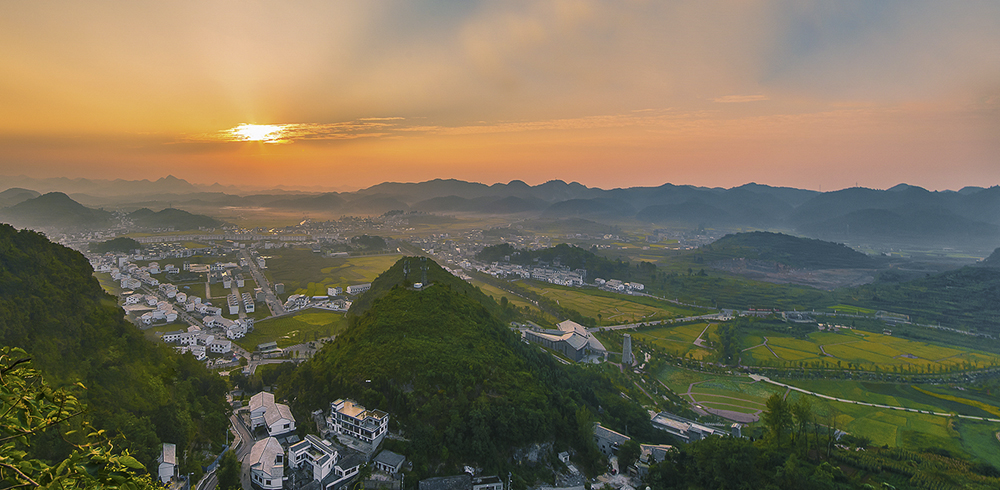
[{"xmin": 622, "ymin": 334, "xmax": 634, "ymax": 365}]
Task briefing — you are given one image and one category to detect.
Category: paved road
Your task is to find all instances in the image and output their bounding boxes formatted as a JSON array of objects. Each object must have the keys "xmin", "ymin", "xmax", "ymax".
[
  {"xmin": 587, "ymin": 313, "xmax": 727, "ymax": 333},
  {"xmin": 241, "ymin": 249, "xmax": 285, "ymax": 316}
]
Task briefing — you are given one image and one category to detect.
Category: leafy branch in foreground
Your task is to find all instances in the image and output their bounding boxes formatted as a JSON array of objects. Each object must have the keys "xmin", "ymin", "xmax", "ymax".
[{"xmin": 0, "ymin": 347, "xmax": 154, "ymax": 490}]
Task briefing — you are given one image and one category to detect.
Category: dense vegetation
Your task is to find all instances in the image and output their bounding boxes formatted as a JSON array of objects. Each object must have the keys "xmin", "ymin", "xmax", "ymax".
[
  {"xmin": 90, "ymin": 236, "xmax": 142, "ymax": 253},
  {"xmin": 349, "ymin": 234, "xmax": 388, "ymax": 251},
  {"xmin": 0, "ymin": 348, "xmax": 157, "ymax": 489},
  {"xmin": 0, "ymin": 192, "xmax": 111, "ymax": 229},
  {"xmin": 0, "ymin": 224, "xmax": 229, "ymax": 476},
  {"xmin": 695, "ymin": 231, "xmax": 878, "ymax": 269},
  {"xmin": 477, "ymin": 243, "xmax": 634, "ymax": 280},
  {"xmin": 644, "ymin": 394, "xmax": 1000, "ymax": 490},
  {"xmin": 280, "ymin": 257, "xmax": 675, "ymax": 484},
  {"xmin": 840, "ymin": 266, "xmax": 1000, "ymax": 334},
  {"xmin": 127, "ymin": 207, "xmax": 222, "ymax": 230}
]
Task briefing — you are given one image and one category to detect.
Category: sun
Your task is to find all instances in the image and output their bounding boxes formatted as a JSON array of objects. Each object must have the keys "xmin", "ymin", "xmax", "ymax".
[{"xmin": 228, "ymin": 123, "xmax": 286, "ymax": 142}]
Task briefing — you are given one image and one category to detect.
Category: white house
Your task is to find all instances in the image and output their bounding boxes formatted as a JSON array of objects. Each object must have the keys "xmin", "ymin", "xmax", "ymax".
[
  {"xmin": 247, "ymin": 437, "xmax": 284, "ymax": 490},
  {"xmin": 175, "ymin": 292, "xmax": 187, "ymax": 303},
  {"xmin": 328, "ymin": 399, "xmax": 388, "ymax": 447},
  {"xmin": 210, "ymin": 339, "xmax": 232, "ymax": 354},
  {"xmin": 249, "ymin": 392, "xmax": 296, "ymax": 436},
  {"xmin": 345, "ymin": 283, "xmax": 371, "ymax": 295},
  {"xmin": 288, "ymin": 434, "xmax": 337, "ymax": 482},
  {"xmin": 156, "ymin": 443, "xmax": 177, "ymax": 485}
]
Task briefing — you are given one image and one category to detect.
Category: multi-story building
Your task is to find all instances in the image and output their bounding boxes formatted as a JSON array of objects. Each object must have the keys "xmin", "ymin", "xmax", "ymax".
[
  {"xmin": 247, "ymin": 437, "xmax": 284, "ymax": 490},
  {"xmin": 328, "ymin": 399, "xmax": 388, "ymax": 447}
]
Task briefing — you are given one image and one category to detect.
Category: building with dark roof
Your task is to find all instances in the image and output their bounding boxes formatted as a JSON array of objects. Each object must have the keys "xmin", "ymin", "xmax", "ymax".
[
  {"xmin": 372, "ymin": 450, "xmax": 407, "ymax": 474},
  {"xmin": 419, "ymin": 475, "xmax": 471, "ymax": 490}
]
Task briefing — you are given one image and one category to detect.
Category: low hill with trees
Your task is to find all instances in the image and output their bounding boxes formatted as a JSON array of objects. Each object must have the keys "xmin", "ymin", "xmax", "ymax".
[
  {"xmin": 698, "ymin": 231, "xmax": 878, "ymax": 269},
  {"xmin": 0, "ymin": 224, "xmax": 228, "ymax": 476},
  {"xmin": 90, "ymin": 236, "xmax": 142, "ymax": 253},
  {"xmin": 0, "ymin": 192, "xmax": 111, "ymax": 229},
  {"xmin": 280, "ymin": 257, "xmax": 675, "ymax": 481}
]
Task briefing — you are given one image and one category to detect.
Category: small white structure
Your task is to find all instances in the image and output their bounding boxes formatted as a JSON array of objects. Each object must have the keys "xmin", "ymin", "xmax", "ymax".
[
  {"xmin": 210, "ymin": 339, "xmax": 232, "ymax": 354},
  {"xmin": 345, "ymin": 283, "xmax": 371, "ymax": 295},
  {"xmin": 288, "ymin": 434, "xmax": 338, "ymax": 482},
  {"xmin": 247, "ymin": 437, "xmax": 284, "ymax": 490},
  {"xmin": 249, "ymin": 392, "xmax": 296, "ymax": 436},
  {"xmin": 156, "ymin": 443, "xmax": 177, "ymax": 484}
]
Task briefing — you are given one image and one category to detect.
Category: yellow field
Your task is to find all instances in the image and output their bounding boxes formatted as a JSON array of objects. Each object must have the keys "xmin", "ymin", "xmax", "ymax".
[
  {"xmin": 741, "ymin": 328, "xmax": 1000, "ymax": 372},
  {"xmin": 631, "ymin": 323, "xmax": 715, "ymax": 360},
  {"xmin": 265, "ymin": 249, "xmax": 400, "ymax": 297},
  {"xmin": 523, "ymin": 283, "xmax": 695, "ymax": 324}
]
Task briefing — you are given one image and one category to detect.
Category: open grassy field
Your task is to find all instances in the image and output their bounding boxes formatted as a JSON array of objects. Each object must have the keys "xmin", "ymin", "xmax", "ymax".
[
  {"xmin": 93, "ymin": 272, "xmax": 124, "ymax": 297},
  {"xmin": 826, "ymin": 304, "xmax": 876, "ymax": 315},
  {"xmin": 629, "ymin": 323, "xmax": 716, "ymax": 360},
  {"xmin": 264, "ymin": 249, "xmax": 401, "ymax": 297},
  {"xmin": 522, "ymin": 282, "xmax": 703, "ymax": 325},
  {"xmin": 780, "ymin": 379, "xmax": 1000, "ymax": 468},
  {"xmin": 736, "ymin": 327, "xmax": 1000, "ymax": 372},
  {"xmin": 657, "ymin": 365, "xmax": 786, "ymax": 419},
  {"xmin": 469, "ymin": 279, "xmax": 556, "ymax": 322},
  {"xmin": 235, "ymin": 310, "xmax": 348, "ymax": 350}
]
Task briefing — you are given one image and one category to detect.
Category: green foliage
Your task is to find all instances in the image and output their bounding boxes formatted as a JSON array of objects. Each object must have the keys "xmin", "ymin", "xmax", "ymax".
[
  {"xmin": 841, "ymin": 266, "xmax": 1000, "ymax": 334},
  {"xmin": 700, "ymin": 231, "xmax": 877, "ymax": 269},
  {"xmin": 350, "ymin": 234, "xmax": 388, "ymax": 251},
  {"xmin": 215, "ymin": 450, "xmax": 240, "ymax": 490},
  {"xmin": 476, "ymin": 243, "xmax": 631, "ymax": 280},
  {"xmin": 282, "ymin": 257, "xmax": 666, "ymax": 479},
  {"xmin": 0, "ymin": 224, "xmax": 229, "ymax": 471},
  {"xmin": 89, "ymin": 237, "xmax": 142, "ymax": 254},
  {"xmin": 0, "ymin": 347, "xmax": 157, "ymax": 490},
  {"xmin": 764, "ymin": 394, "xmax": 793, "ymax": 444}
]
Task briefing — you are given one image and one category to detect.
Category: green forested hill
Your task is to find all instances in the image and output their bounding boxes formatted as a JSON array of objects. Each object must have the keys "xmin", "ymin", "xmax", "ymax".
[
  {"xmin": 281, "ymin": 257, "xmax": 670, "ymax": 478},
  {"xmin": 840, "ymin": 266, "xmax": 1000, "ymax": 334},
  {"xmin": 699, "ymin": 231, "xmax": 877, "ymax": 269},
  {"xmin": 0, "ymin": 224, "xmax": 228, "ymax": 473}
]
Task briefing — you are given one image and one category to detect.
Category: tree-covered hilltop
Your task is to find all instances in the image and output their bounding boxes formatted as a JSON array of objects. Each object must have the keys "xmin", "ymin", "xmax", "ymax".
[
  {"xmin": 694, "ymin": 231, "xmax": 878, "ymax": 269},
  {"xmin": 0, "ymin": 224, "xmax": 228, "ymax": 475},
  {"xmin": 477, "ymin": 242, "xmax": 632, "ymax": 279},
  {"xmin": 127, "ymin": 207, "xmax": 222, "ymax": 230},
  {"xmin": 281, "ymin": 257, "xmax": 675, "ymax": 482},
  {"xmin": 90, "ymin": 236, "xmax": 142, "ymax": 253}
]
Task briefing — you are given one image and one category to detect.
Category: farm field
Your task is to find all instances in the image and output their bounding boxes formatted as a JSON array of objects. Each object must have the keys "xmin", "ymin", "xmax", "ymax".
[
  {"xmin": 470, "ymin": 280, "xmax": 555, "ymax": 322},
  {"xmin": 737, "ymin": 327, "xmax": 1000, "ymax": 372},
  {"xmin": 264, "ymin": 249, "xmax": 400, "ymax": 298},
  {"xmin": 521, "ymin": 282, "xmax": 702, "ymax": 325},
  {"xmin": 629, "ymin": 323, "xmax": 716, "ymax": 360},
  {"xmin": 235, "ymin": 310, "xmax": 347, "ymax": 350},
  {"xmin": 779, "ymin": 379, "xmax": 1000, "ymax": 468},
  {"xmin": 657, "ymin": 365, "xmax": 786, "ymax": 422},
  {"xmin": 825, "ymin": 304, "xmax": 876, "ymax": 315}
]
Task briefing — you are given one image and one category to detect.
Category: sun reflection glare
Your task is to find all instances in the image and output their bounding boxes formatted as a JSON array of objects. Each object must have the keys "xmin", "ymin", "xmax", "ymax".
[{"xmin": 228, "ymin": 123, "xmax": 286, "ymax": 143}]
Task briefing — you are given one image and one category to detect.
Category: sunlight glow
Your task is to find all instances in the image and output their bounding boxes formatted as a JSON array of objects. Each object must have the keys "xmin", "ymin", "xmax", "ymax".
[{"xmin": 228, "ymin": 123, "xmax": 287, "ymax": 143}]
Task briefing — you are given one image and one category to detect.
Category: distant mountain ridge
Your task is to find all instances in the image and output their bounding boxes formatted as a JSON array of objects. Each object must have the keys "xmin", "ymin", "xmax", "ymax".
[{"xmin": 4, "ymin": 176, "xmax": 1000, "ymax": 250}]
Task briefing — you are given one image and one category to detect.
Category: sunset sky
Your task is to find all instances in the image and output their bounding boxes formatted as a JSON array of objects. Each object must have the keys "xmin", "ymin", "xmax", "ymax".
[{"xmin": 1, "ymin": 1, "xmax": 998, "ymax": 191}]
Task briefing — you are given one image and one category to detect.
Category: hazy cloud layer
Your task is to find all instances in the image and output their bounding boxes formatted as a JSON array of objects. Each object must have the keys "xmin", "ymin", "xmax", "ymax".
[{"xmin": 0, "ymin": 0, "xmax": 998, "ymax": 190}]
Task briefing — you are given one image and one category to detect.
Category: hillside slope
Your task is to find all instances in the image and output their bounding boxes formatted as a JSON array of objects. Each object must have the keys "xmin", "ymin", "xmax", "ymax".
[{"xmin": 0, "ymin": 224, "xmax": 228, "ymax": 471}]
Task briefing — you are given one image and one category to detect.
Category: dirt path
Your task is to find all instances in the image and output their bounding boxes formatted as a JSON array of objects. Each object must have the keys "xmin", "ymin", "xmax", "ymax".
[{"xmin": 692, "ymin": 323, "xmax": 712, "ymax": 348}]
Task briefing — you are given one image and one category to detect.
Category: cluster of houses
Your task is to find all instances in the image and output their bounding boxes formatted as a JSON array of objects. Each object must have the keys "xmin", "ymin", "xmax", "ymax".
[
  {"xmin": 478, "ymin": 262, "xmax": 588, "ymax": 287},
  {"xmin": 245, "ymin": 393, "xmax": 406, "ymax": 490},
  {"xmin": 161, "ymin": 326, "xmax": 233, "ymax": 360},
  {"xmin": 594, "ymin": 278, "xmax": 644, "ymax": 292}
]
